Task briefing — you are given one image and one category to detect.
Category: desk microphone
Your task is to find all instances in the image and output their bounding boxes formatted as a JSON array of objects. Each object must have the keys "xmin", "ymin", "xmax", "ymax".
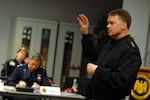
[{"xmin": 23, "ymin": 69, "xmax": 26, "ymax": 81}]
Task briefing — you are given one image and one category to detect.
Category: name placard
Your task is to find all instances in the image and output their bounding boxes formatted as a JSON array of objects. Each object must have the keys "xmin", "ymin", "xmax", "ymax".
[{"xmin": 40, "ymin": 86, "xmax": 61, "ymax": 95}]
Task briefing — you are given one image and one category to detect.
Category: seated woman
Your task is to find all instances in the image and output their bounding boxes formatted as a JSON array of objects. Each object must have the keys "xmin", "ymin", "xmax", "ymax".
[{"xmin": 1, "ymin": 47, "xmax": 28, "ymax": 77}]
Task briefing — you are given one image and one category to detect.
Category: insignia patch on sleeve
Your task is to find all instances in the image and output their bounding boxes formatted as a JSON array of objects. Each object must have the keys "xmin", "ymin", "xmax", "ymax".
[{"xmin": 9, "ymin": 61, "xmax": 15, "ymax": 66}]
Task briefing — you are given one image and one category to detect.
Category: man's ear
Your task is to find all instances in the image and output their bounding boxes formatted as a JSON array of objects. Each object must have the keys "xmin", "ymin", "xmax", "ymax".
[{"xmin": 122, "ymin": 22, "xmax": 127, "ymax": 29}]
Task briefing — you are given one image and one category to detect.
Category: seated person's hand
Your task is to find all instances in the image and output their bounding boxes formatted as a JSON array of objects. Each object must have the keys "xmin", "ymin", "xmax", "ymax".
[
  {"xmin": 16, "ymin": 80, "xmax": 26, "ymax": 88},
  {"xmin": 31, "ymin": 83, "xmax": 40, "ymax": 89}
]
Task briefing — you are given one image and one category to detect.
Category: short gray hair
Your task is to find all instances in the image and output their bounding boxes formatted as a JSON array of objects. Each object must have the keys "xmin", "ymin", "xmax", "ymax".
[{"xmin": 31, "ymin": 53, "xmax": 43, "ymax": 60}]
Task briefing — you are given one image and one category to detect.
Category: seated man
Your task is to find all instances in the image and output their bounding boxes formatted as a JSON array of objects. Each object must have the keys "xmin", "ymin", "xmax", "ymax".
[
  {"xmin": 1, "ymin": 47, "xmax": 28, "ymax": 77},
  {"xmin": 7, "ymin": 53, "xmax": 51, "ymax": 100}
]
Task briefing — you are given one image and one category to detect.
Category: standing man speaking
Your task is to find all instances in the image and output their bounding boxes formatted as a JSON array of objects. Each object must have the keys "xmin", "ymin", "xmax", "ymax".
[{"xmin": 77, "ymin": 9, "xmax": 141, "ymax": 100}]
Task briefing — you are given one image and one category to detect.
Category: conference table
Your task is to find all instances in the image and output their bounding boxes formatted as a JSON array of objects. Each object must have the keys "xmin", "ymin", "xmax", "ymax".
[
  {"xmin": 0, "ymin": 76, "xmax": 85, "ymax": 100},
  {"xmin": 0, "ymin": 89, "xmax": 85, "ymax": 100}
]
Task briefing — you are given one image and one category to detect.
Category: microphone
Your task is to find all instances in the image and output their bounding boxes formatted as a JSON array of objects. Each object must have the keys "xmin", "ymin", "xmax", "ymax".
[
  {"xmin": 2, "ymin": 64, "xmax": 7, "ymax": 77},
  {"xmin": 23, "ymin": 69, "xmax": 26, "ymax": 81}
]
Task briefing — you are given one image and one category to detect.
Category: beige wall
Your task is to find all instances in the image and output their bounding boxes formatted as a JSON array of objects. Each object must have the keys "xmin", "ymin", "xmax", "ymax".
[
  {"xmin": 123, "ymin": 0, "xmax": 150, "ymax": 66},
  {"xmin": 0, "ymin": 0, "xmax": 122, "ymax": 71}
]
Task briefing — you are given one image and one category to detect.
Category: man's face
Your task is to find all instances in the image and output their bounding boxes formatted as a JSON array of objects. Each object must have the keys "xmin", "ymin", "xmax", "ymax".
[
  {"xmin": 107, "ymin": 15, "xmax": 126, "ymax": 39},
  {"xmin": 16, "ymin": 50, "xmax": 27, "ymax": 61},
  {"xmin": 29, "ymin": 59, "xmax": 41, "ymax": 72}
]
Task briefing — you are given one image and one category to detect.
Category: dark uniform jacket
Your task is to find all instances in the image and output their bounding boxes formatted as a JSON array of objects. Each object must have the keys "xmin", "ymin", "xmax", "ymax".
[
  {"xmin": 7, "ymin": 64, "xmax": 50, "ymax": 87},
  {"xmin": 82, "ymin": 34, "xmax": 141, "ymax": 100},
  {"xmin": 1, "ymin": 59, "xmax": 24, "ymax": 77},
  {"xmin": 6, "ymin": 64, "xmax": 51, "ymax": 100}
]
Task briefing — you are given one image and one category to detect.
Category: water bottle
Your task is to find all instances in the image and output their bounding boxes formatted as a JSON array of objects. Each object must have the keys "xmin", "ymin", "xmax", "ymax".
[
  {"xmin": 0, "ymin": 79, "xmax": 4, "ymax": 90},
  {"xmin": 32, "ymin": 82, "xmax": 38, "ymax": 92}
]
